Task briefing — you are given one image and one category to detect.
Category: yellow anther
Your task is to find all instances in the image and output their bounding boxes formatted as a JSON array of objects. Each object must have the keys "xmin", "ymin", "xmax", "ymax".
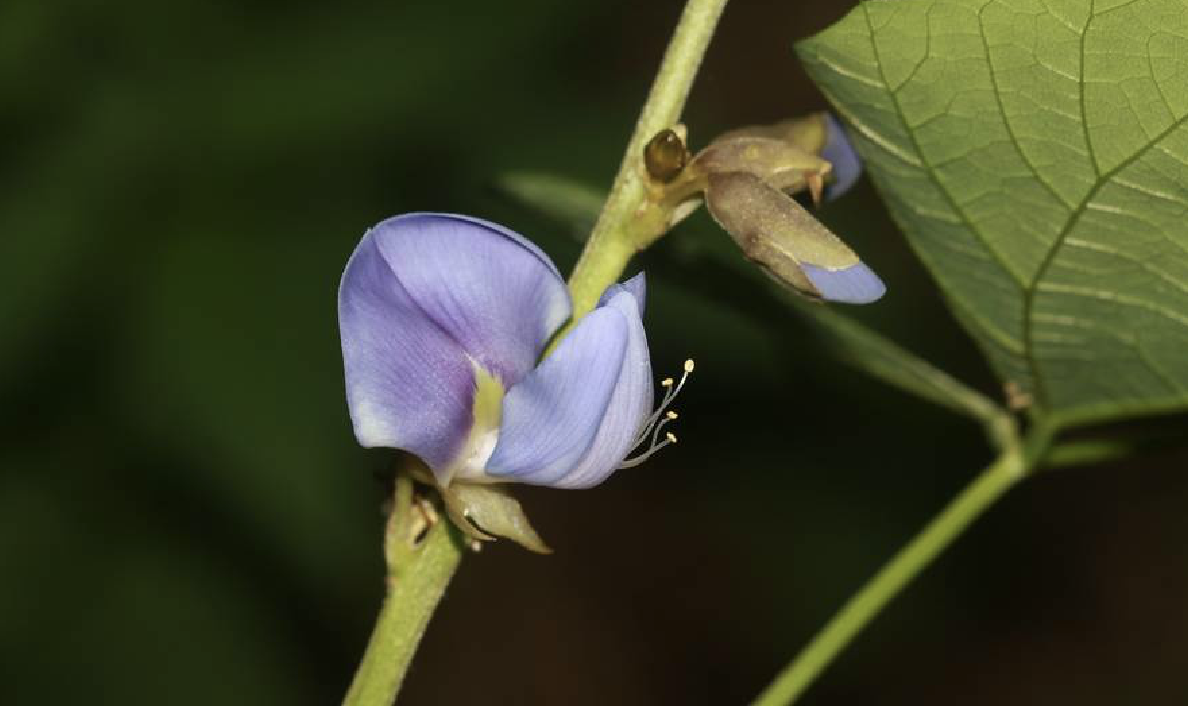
[{"xmin": 619, "ymin": 357, "xmax": 693, "ymax": 470}]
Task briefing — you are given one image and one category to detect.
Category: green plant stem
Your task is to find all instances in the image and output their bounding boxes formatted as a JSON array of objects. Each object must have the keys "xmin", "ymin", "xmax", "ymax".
[
  {"xmin": 750, "ymin": 421, "xmax": 1055, "ymax": 706},
  {"xmin": 342, "ymin": 474, "xmax": 464, "ymax": 706},
  {"xmin": 343, "ymin": 2, "xmax": 730, "ymax": 704},
  {"xmin": 565, "ymin": 0, "xmax": 729, "ymax": 317}
]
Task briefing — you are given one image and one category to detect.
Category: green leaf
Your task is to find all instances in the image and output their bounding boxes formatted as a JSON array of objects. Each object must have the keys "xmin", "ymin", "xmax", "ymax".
[{"xmin": 798, "ymin": 0, "xmax": 1188, "ymax": 426}]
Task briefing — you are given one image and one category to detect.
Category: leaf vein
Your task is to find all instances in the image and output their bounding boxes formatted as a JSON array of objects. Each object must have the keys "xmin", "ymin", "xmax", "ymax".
[
  {"xmin": 977, "ymin": 1, "xmax": 1078, "ymax": 210},
  {"xmin": 860, "ymin": 1, "xmax": 1028, "ymax": 294},
  {"xmin": 1094, "ymin": 0, "xmax": 1146, "ymax": 18},
  {"xmin": 1136, "ymin": 345, "xmax": 1186, "ymax": 394},
  {"xmin": 1037, "ymin": 282, "xmax": 1188, "ymax": 328},
  {"xmin": 1023, "ymin": 109, "xmax": 1188, "ymax": 407},
  {"xmin": 1078, "ymin": 1, "xmax": 1103, "ymax": 177}
]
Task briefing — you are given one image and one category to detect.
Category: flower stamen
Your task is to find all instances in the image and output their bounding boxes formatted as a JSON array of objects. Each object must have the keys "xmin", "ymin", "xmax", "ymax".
[
  {"xmin": 619, "ymin": 359, "xmax": 694, "ymax": 469},
  {"xmin": 618, "ymin": 432, "xmax": 678, "ymax": 469},
  {"xmin": 645, "ymin": 411, "xmax": 678, "ymax": 450}
]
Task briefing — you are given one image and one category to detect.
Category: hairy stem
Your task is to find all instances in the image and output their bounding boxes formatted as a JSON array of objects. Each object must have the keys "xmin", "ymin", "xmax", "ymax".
[
  {"xmin": 750, "ymin": 420, "xmax": 1056, "ymax": 706},
  {"xmin": 342, "ymin": 474, "xmax": 464, "ymax": 706},
  {"xmin": 566, "ymin": 0, "xmax": 730, "ymax": 317}
]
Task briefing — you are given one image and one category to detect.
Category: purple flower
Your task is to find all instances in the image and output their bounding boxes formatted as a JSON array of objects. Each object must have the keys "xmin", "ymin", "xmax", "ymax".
[
  {"xmin": 821, "ymin": 113, "xmax": 862, "ymax": 202},
  {"xmin": 338, "ymin": 213, "xmax": 685, "ymax": 489}
]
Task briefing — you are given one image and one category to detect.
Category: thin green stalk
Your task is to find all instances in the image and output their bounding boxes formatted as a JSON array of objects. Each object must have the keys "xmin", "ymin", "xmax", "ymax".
[
  {"xmin": 342, "ymin": 2, "xmax": 730, "ymax": 704},
  {"xmin": 566, "ymin": 0, "xmax": 730, "ymax": 316},
  {"xmin": 783, "ymin": 296, "xmax": 1015, "ymax": 452},
  {"xmin": 750, "ymin": 421, "xmax": 1055, "ymax": 706},
  {"xmin": 342, "ymin": 474, "xmax": 464, "ymax": 706}
]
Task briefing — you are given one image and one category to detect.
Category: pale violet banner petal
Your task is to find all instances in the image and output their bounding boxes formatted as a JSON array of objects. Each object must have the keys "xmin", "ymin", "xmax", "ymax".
[
  {"xmin": 557, "ymin": 280, "xmax": 654, "ymax": 489},
  {"xmin": 369, "ymin": 213, "xmax": 571, "ymax": 388},
  {"xmin": 485, "ymin": 305, "xmax": 629, "ymax": 485},
  {"xmin": 338, "ymin": 230, "xmax": 477, "ymax": 471}
]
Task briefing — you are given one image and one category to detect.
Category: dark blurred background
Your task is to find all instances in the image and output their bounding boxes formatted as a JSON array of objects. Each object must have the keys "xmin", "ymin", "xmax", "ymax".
[{"xmin": 3, "ymin": 1, "xmax": 1187, "ymax": 704}]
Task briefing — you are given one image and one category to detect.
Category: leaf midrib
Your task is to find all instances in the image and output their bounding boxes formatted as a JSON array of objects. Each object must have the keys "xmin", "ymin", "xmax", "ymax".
[
  {"xmin": 1022, "ymin": 109, "xmax": 1188, "ymax": 408},
  {"xmin": 858, "ymin": 0, "xmax": 1188, "ymax": 415}
]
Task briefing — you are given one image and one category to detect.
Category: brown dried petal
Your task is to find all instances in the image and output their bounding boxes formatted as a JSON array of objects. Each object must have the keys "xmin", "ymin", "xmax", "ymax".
[
  {"xmin": 704, "ymin": 171, "xmax": 859, "ymax": 298},
  {"xmin": 691, "ymin": 136, "xmax": 830, "ymax": 194}
]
